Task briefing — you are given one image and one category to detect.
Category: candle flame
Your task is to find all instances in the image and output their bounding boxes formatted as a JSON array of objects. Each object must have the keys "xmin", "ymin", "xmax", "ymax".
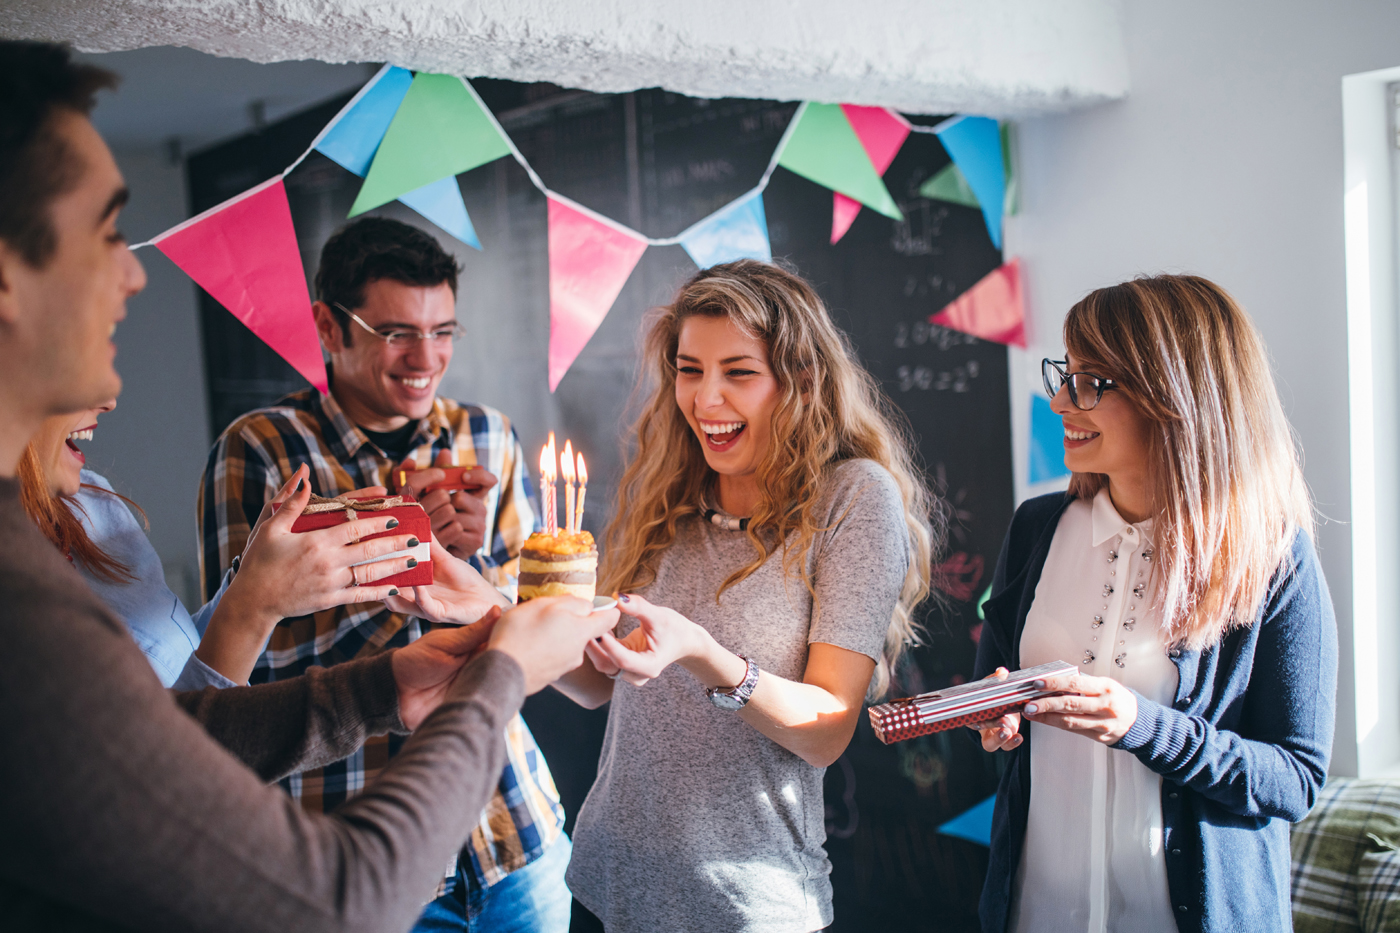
[
  {"xmin": 539, "ymin": 444, "xmax": 552, "ymax": 481},
  {"xmin": 560, "ymin": 440, "xmax": 575, "ymax": 481},
  {"xmin": 576, "ymin": 453, "xmax": 587, "ymax": 485}
]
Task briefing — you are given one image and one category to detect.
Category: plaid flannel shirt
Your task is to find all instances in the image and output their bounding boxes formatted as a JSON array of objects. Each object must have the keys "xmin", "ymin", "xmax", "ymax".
[{"xmin": 197, "ymin": 387, "xmax": 564, "ymax": 890}]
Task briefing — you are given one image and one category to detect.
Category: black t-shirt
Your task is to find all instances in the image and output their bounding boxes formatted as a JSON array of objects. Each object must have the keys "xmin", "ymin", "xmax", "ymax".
[{"xmin": 360, "ymin": 421, "xmax": 420, "ymax": 464}]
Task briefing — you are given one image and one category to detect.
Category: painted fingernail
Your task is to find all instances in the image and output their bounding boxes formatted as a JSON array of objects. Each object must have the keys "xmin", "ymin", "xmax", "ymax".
[
  {"xmin": 1024, "ymin": 703, "xmax": 1038, "ymax": 715},
  {"xmin": 1033, "ymin": 679, "xmax": 1046, "ymax": 688},
  {"xmin": 406, "ymin": 557, "xmax": 418, "ymax": 568},
  {"xmin": 619, "ymin": 594, "xmax": 631, "ymax": 603},
  {"xmin": 296, "ymin": 479, "xmax": 305, "ymax": 492},
  {"xmin": 388, "ymin": 588, "xmax": 400, "ymax": 596},
  {"xmin": 386, "ymin": 518, "xmax": 400, "ymax": 529},
  {"xmin": 407, "ymin": 537, "xmax": 420, "ymax": 548}
]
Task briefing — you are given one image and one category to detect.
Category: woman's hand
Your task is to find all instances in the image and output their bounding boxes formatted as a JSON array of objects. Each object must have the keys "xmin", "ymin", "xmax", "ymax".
[
  {"xmin": 231, "ymin": 465, "xmax": 419, "ymax": 618},
  {"xmin": 973, "ymin": 667, "xmax": 1024, "ymax": 752},
  {"xmin": 590, "ymin": 593, "xmax": 711, "ymax": 688},
  {"xmin": 383, "ymin": 538, "xmax": 511, "ymax": 625},
  {"xmin": 1021, "ymin": 672, "xmax": 1139, "ymax": 745}
]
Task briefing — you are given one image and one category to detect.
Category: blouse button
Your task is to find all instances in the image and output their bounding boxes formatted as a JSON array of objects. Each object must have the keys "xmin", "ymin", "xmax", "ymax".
[
  {"xmin": 1168, "ymin": 792, "xmax": 1179, "ymax": 799},
  {"xmin": 1171, "ymin": 848, "xmax": 1181, "ymax": 856},
  {"xmin": 1178, "ymin": 906, "xmax": 1188, "ymax": 913}
]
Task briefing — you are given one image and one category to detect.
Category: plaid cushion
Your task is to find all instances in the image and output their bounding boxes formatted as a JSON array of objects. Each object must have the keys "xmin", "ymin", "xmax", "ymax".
[{"xmin": 1291, "ymin": 778, "xmax": 1400, "ymax": 933}]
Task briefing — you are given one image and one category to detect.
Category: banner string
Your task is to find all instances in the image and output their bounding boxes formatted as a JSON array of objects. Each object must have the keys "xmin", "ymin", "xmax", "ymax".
[{"xmin": 131, "ymin": 71, "xmax": 929, "ymax": 252}]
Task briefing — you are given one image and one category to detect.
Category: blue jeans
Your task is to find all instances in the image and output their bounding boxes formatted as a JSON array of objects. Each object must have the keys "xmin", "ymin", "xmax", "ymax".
[{"xmin": 413, "ymin": 835, "xmax": 572, "ymax": 933}]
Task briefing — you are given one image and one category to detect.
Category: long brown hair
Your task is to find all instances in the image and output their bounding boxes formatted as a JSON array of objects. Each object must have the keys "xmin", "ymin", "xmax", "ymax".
[
  {"xmin": 1064, "ymin": 274, "xmax": 1313, "ymax": 648},
  {"xmin": 17, "ymin": 440, "xmax": 143, "ymax": 584},
  {"xmin": 601, "ymin": 260, "xmax": 941, "ymax": 699}
]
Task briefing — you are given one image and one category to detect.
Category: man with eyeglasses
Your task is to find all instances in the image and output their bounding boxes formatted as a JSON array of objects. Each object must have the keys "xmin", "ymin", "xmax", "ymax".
[{"xmin": 197, "ymin": 216, "xmax": 570, "ymax": 933}]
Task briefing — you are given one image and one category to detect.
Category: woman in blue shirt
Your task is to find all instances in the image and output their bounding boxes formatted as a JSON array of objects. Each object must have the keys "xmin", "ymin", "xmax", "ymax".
[
  {"xmin": 19, "ymin": 400, "xmax": 418, "ymax": 688},
  {"xmin": 974, "ymin": 275, "xmax": 1337, "ymax": 933}
]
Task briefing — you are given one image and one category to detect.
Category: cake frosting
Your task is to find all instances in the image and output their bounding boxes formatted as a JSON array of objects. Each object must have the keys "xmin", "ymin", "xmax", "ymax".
[{"xmin": 518, "ymin": 530, "xmax": 598, "ymax": 601}]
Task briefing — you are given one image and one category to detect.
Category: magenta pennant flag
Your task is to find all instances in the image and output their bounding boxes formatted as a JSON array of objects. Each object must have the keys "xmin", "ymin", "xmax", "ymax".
[
  {"xmin": 153, "ymin": 177, "xmax": 328, "ymax": 393},
  {"xmin": 831, "ymin": 105, "xmax": 911, "ymax": 244},
  {"xmin": 929, "ymin": 258, "xmax": 1027, "ymax": 348},
  {"xmin": 547, "ymin": 197, "xmax": 648, "ymax": 392}
]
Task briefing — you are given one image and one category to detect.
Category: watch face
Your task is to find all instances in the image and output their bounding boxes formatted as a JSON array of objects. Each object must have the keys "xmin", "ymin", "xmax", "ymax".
[{"xmin": 709, "ymin": 691, "xmax": 745, "ymax": 711}]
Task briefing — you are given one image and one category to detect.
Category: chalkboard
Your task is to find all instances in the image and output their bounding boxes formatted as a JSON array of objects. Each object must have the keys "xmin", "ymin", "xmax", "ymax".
[{"xmin": 188, "ymin": 80, "xmax": 1013, "ymax": 933}]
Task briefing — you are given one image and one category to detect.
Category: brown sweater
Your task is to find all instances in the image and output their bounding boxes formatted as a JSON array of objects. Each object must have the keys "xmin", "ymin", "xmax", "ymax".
[{"xmin": 0, "ymin": 475, "xmax": 525, "ymax": 932}]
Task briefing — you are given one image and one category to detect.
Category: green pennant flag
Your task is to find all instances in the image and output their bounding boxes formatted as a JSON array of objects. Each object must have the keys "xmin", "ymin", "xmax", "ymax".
[
  {"xmin": 919, "ymin": 162, "xmax": 981, "ymax": 209},
  {"xmin": 777, "ymin": 103, "xmax": 903, "ymax": 221},
  {"xmin": 349, "ymin": 73, "xmax": 511, "ymax": 217}
]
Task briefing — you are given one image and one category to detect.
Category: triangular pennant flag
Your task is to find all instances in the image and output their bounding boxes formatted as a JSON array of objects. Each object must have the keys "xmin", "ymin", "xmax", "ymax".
[
  {"xmin": 777, "ymin": 103, "xmax": 903, "ymax": 221},
  {"xmin": 935, "ymin": 116, "xmax": 1006, "ymax": 249},
  {"xmin": 153, "ymin": 177, "xmax": 327, "ymax": 393},
  {"xmin": 929, "ymin": 258, "xmax": 1026, "ymax": 348},
  {"xmin": 680, "ymin": 192, "xmax": 771, "ymax": 269},
  {"xmin": 314, "ymin": 66, "xmax": 414, "ymax": 176},
  {"xmin": 920, "ymin": 162, "xmax": 980, "ymax": 209},
  {"xmin": 830, "ymin": 194, "xmax": 863, "ymax": 244},
  {"xmin": 350, "ymin": 73, "xmax": 512, "ymax": 217},
  {"xmin": 1029, "ymin": 393, "xmax": 1071, "ymax": 484},
  {"xmin": 548, "ymin": 197, "xmax": 648, "ymax": 392},
  {"xmin": 937, "ymin": 795, "xmax": 995, "ymax": 846},
  {"xmin": 1001, "ymin": 122, "xmax": 1020, "ymax": 217},
  {"xmin": 830, "ymin": 105, "xmax": 911, "ymax": 244},
  {"xmin": 399, "ymin": 176, "xmax": 482, "ymax": 250}
]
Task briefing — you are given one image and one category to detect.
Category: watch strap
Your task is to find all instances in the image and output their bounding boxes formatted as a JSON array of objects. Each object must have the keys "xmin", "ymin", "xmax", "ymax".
[{"xmin": 707, "ymin": 656, "xmax": 760, "ymax": 710}]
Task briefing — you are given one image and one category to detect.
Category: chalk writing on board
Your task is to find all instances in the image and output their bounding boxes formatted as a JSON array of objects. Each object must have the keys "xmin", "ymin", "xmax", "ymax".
[
  {"xmin": 894, "ymin": 320, "xmax": 978, "ymax": 350},
  {"xmin": 890, "ymin": 199, "xmax": 952, "ymax": 257},
  {"xmin": 894, "ymin": 360, "xmax": 980, "ymax": 393}
]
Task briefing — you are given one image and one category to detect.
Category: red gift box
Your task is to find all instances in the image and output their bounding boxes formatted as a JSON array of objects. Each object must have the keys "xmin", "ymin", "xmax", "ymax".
[
  {"xmin": 867, "ymin": 660, "xmax": 1076, "ymax": 744},
  {"xmin": 391, "ymin": 464, "xmax": 482, "ymax": 495},
  {"xmin": 288, "ymin": 494, "xmax": 433, "ymax": 588}
]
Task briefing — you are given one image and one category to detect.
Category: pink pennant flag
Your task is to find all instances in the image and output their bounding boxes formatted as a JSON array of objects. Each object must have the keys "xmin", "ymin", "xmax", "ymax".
[
  {"xmin": 548, "ymin": 197, "xmax": 648, "ymax": 392},
  {"xmin": 153, "ymin": 177, "xmax": 328, "ymax": 393},
  {"xmin": 831, "ymin": 105, "xmax": 911, "ymax": 244},
  {"xmin": 929, "ymin": 258, "xmax": 1027, "ymax": 348}
]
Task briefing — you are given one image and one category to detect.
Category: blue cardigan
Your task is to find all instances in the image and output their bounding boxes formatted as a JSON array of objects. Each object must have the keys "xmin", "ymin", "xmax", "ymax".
[{"xmin": 973, "ymin": 493, "xmax": 1337, "ymax": 933}]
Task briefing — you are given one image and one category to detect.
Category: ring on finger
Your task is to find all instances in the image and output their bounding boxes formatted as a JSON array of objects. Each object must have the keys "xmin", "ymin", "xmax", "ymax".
[{"xmin": 349, "ymin": 564, "xmax": 360, "ymax": 587}]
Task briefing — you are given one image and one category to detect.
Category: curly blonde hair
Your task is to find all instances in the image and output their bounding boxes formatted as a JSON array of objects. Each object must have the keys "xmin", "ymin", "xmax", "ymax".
[{"xmin": 600, "ymin": 260, "xmax": 941, "ymax": 699}]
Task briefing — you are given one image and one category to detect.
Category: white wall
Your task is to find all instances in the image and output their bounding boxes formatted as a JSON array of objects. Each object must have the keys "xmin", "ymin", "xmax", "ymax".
[
  {"xmin": 89, "ymin": 148, "xmax": 210, "ymax": 608},
  {"xmin": 1006, "ymin": 0, "xmax": 1400, "ymax": 776}
]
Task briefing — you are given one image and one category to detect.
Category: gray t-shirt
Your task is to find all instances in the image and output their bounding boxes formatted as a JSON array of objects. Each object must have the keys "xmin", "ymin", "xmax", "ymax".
[{"xmin": 567, "ymin": 459, "xmax": 911, "ymax": 933}]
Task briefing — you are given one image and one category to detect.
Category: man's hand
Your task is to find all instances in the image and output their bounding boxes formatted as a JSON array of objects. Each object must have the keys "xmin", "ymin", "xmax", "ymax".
[
  {"xmin": 394, "ymin": 450, "xmax": 498, "ymax": 559},
  {"xmin": 488, "ymin": 597, "xmax": 621, "ymax": 695},
  {"xmin": 391, "ymin": 607, "xmax": 502, "ymax": 730}
]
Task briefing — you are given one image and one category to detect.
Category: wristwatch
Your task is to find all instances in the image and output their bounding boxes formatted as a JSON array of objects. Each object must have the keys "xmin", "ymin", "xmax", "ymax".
[{"xmin": 707, "ymin": 656, "xmax": 760, "ymax": 711}]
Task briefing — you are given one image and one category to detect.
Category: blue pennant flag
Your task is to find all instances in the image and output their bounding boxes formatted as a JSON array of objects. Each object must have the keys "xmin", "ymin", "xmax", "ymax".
[
  {"xmin": 315, "ymin": 66, "xmax": 482, "ymax": 250},
  {"xmin": 938, "ymin": 795, "xmax": 996, "ymax": 847},
  {"xmin": 936, "ymin": 116, "xmax": 1007, "ymax": 250},
  {"xmin": 680, "ymin": 192, "xmax": 772, "ymax": 269},
  {"xmin": 316, "ymin": 66, "xmax": 414, "ymax": 176},
  {"xmin": 400, "ymin": 176, "xmax": 482, "ymax": 250},
  {"xmin": 1029, "ymin": 393, "xmax": 1070, "ymax": 485}
]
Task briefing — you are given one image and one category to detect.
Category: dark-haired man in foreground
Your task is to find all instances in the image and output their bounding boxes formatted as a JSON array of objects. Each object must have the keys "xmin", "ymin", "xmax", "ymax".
[
  {"xmin": 0, "ymin": 41, "xmax": 614, "ymax": 933},
  {"xmin": 199, "ymin": 217, "xmax": 569, "ymax": 931}
]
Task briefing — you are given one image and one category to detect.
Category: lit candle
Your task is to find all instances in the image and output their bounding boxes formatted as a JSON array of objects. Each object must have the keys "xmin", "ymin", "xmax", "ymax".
[
  {"xmin": 561, "ymin": 439, "xmax": 576, "ymax": 534},
  {"xmin": 546, "ymin": 432, "xmax": 558, "ymax": 535},
  {"xmin": 575, "ymin": 453, "xmax": 587, "ymax": 533},
  {"xmin": 538, "ymin": 445, "xmax": 552, "ymax": 536}
]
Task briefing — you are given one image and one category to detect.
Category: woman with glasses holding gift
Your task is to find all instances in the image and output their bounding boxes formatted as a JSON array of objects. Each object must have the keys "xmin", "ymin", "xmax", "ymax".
[{"xmin": 973, "ymin": 275, "xmax": 1336, "ymax": 933}]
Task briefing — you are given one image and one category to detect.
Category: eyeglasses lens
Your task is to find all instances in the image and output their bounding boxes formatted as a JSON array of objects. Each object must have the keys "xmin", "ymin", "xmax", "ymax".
[{"xmin": 1070, "ymin": 374, "xmax": 1103, "ymax": 411}]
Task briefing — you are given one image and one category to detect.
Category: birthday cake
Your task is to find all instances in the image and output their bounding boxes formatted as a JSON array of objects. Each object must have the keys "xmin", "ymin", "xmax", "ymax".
[{"xmin": 517, "ymin": 530, "xmax": 597, "ymax": 601}]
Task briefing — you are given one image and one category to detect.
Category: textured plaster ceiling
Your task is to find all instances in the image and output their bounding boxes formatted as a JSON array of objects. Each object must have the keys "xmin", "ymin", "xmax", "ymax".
[{"xmin": 7, "ymin": 0, "xmax": 1129, "ymax": 117}]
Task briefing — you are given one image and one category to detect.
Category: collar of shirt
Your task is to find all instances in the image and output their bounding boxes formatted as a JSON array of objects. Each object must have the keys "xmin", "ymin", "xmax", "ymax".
[
  {"xmin": 310, "ymin": 383, "xmax": 452, "ymax": 464},
  {"xmin": 1089, "ymin": 487, "xmax": 1155, "ymax": 549}
]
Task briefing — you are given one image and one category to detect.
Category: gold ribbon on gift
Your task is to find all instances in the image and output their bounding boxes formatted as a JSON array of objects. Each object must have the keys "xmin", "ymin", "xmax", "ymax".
[{"xmin": 302, "ymin": 493, "xmax": 404, "ymax": 522}]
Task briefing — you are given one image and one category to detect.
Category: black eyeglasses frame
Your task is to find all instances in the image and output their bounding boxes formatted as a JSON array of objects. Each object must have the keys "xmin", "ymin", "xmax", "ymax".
[{"xmin": 1042, "ymin": 358, "xmax": 1119, "ymax": 412}]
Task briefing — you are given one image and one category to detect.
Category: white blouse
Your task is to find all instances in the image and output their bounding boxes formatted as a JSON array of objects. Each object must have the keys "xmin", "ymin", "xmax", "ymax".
[{"xmin": 1009, "ymin": 489, "xmax": 1180, "ymax": 933}]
